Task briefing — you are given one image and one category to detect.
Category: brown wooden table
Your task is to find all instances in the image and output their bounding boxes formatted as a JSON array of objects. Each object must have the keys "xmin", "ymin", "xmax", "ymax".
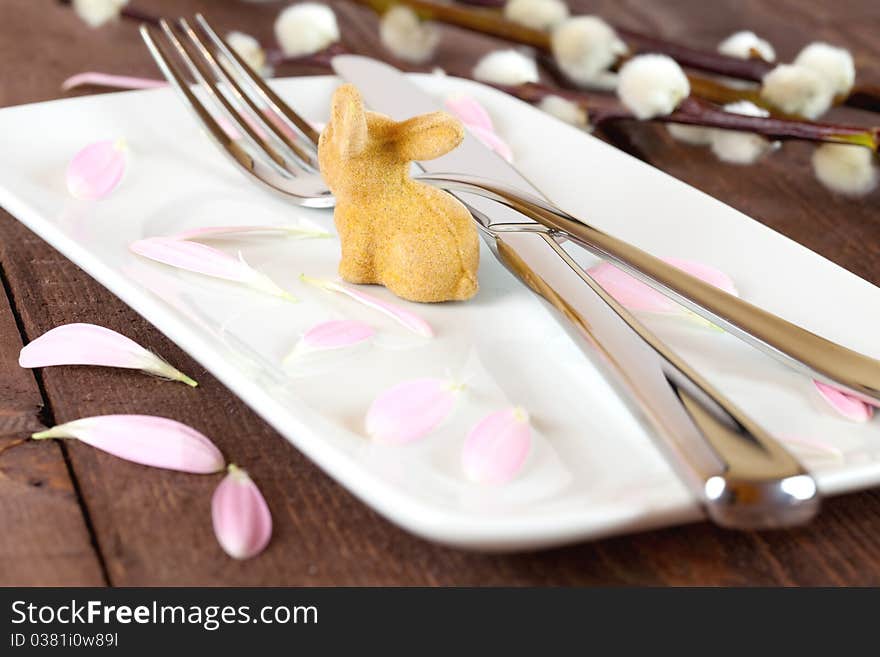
[{"xmin": 1, "ymin": 0, "xmax": 879, "ymax": 586}]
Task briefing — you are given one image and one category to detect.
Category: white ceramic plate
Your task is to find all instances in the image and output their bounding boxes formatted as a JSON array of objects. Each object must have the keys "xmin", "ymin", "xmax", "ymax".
[{"xmin": 1, "ymin": 75, "xmax": 879, "ymax": 551}]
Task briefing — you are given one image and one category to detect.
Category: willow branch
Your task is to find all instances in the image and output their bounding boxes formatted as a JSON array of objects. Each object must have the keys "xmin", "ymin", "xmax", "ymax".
[
  {"xmin": 353, "ymin": 0, "xmax": 880, "ymax": 114},
  {"xmin": 494, "ymin": 83, "xmax": 878, "ymax": 150}
]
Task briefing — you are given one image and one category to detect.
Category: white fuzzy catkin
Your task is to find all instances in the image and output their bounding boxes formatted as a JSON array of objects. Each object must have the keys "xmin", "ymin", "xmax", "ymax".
[
  {"xmin": 551, "ymin": 16, "xmax": 627, "ymax": 89},
  {"xmin": 379, "ymin": 6, "xmax": 440, "ymax": 64},
  {"xmin": 717, "ymin": 30, "xmax": 776, "ymax": 62},
  {"xmin": 794, "ymin": 42, "xmax": 855, "ymax": 96},
  {"xmin": 226, "ymin": 31, "xmax": 269, "ymax": 74},
  {"xmin": 504, "ymin": 0, "xmax": 569, "ymax": 31},
  {"xmin": 538, "ymin": 95, "xmax": 589, "ymax": 128},
  {"xmin": 72, "ymin": 0, "xmax": 128, "ymax": 28},
  {"xmin": 812, "ymin": 143, "xmax": 878, "ymax": 196},
  {"xmin": 274, "ymin": 3, "xmax": 340, "ymax": 57},
  {"xmin": 666, "ymin": 124, "xmax": 714, "ymax": 145},
  {"xmin": 709, "ymin": 101, "xmax": 772, "ymax": 165},
  {"xmin": 472, "ymin": 50, "xmax": 540, "ymax": 86},
  {"xmin": 760, "ymin": 64, "xmax": 834, "ymax": 119},
  {"xmin": 617, "ymin": 54, "xmax": 690, "ymax": 119}
]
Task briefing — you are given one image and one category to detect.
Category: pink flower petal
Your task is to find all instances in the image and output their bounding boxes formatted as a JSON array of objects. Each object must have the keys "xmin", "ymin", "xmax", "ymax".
[
  {"xmin": 467, "ymin": 124, "xmax": 514, "ymax": 162},
  {"xmin": 588, "ymin": 261, "xmax": 676, "ymax": 313},
  {"xmin": 588, "ymin": 258, "xmax": 738, "ymax": 314},
  {"xmin": 215, "ymin": 115, "xmax": 244, "ymax": 140},
  {"xmin": 444, "ymin": 95, "xmax": 513, "ymax": 162},
  {"xmin": 216, "ymin": 110, "xmax": 272, "ymax": 141},
  {"xmin": 462, "ymin": 407, "xmax": 531, "ymax": 485},
  {"xmin": 263, "ymin": 107, "xmax": 304, "ymax": 141},
  {"xmin": 366, "ymin": 378, "xmax": 461, "ymax": 445},
  {"xmin": 19, "ymin": 323, "xmax": 197, "ymax": 386},
  {"xmin": 301, "ymin": 275, "xmax": 433, "ymax": 337},
  {"xmin": 445, "ymin": 94, "xmax": 495, "ymax": 132},
  {"xmin": 131, "ymin": 237, "xmax": 295, "ymax": 300},
  {"xmin": 284, "ymin": 320, "xmax": 374, "ymax": 363},
  {"xmin": 302, "ymin": 319, "xmax": 375, "ymax": 350},
  {"xmin": 662, "ymin": 258, "xmax": 738, "ymax": 296},
  {"xmin": 215, "ymin": 107, "xmax": 302, "ymax": 143},
  {"xmin": 62, "ymin": 72, "xmax": 167, "ymax": 92},
  {"xmin": 778, "ymin": 434, "xmax": 844, "ymax": 462},
  {"xmin": 32, "ymin": 415, "xmax": 225, "ymax": 473},
  {"xmin": 814, "ymin": 380, "xmax": 873, "ymax": 422},
  {"xmin": 212, "ymin": 464, "xmax": 272, "ymax": 560},
  {"xmin": 66, "ymin": 139, "xmax": 126, "ymax": 200},
  {"xmin": 170, "ymin": 224, "xmax": 332, "ymax": 241}
]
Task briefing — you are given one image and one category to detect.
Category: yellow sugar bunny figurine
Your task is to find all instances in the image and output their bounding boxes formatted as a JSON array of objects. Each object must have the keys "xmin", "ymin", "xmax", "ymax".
[{"xmin": 318, "ymin": 84, "xmax": 479, "ymax": 303}]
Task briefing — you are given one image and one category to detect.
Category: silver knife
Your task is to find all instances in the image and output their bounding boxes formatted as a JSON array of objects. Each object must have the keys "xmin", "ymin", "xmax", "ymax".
[{"xmin": 332, "ymin": 55, "xmax": 819, "ymax": 529}]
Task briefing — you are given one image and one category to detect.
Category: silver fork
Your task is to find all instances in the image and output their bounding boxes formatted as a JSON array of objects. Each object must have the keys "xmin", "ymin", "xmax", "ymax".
[
  {"xmin": 140, "ymin": 15, "xmax": 826, "ymax": 529},
  {"xmin": 141, "ymin": 16, "xmax": 880, "ymax": 410}
]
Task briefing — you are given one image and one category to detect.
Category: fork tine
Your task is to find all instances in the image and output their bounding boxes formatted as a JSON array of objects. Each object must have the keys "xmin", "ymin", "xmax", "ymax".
[
  {"xmin": 158, "ymin": 19, "xmax": 290, "ymax": 172},
  {"xmin": 139, "ymin": 24, "xmax": 334, "ymax": 207},
  {"xmin": 140, "ymin": 24, "xmax": 253, "ymax": 170},
  {"xmin": 179, "ymin": 18, "xmax": 318, "ymax": 171},
  {"xmin": 195, "ymin": 13, "xmax": 322, "ymax": 148}
]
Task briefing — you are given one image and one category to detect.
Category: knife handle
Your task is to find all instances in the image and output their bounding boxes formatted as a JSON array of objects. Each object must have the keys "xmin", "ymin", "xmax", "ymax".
[
  {"xmin": 485, "ymin": 226, "xmax": 819, "ymax": 529},
  {"xmin": 420, "ymin": 173, "xmax": 880, "ymax": 407}
]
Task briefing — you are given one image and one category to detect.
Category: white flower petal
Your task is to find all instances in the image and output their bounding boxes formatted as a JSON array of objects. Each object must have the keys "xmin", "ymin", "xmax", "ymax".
[
  {"xmin": 379, "ymin": 6, "xmax": 440, "ymax": 64},
  {"xmin": 551, "ymin": 16, "xmax": 627, "ymax": 88},
  {"xmin": 538, "ymin": 94, "xmax": 589, "ymax": 128},
  {"xmin": 274, "ymin": 2, "xmax": 340, "ymax": 57},
  {"xmin": 794, "ymin": 42, "xmax": 855, "ymax": 97},
  {"xmin": 709, "ymin": 101, "xmax": 773, "ymax": 165},
  {"xmin": 72, "ymin": 0, "xmax": 128, "ymax": 28},
  {"xmin": 761, "ymin": 63, "xmax": 834, "ymax": 119},
  {"xmin": 667, "ymin": 123, "xmax": 714, "ymax": 145},
  {"xmin": 472, "ymin": 49, "xmax": 539, "ymax": 86},
  {"xmin": 717, "ymin": 30, "xmax": 776, "ymax": 62},
  {"xmin": 226, "ymin": 30, "xmax": 269, "ymax": 75},
  {"xmin": 503, "ymin": 0, "xmax": 569, "ymax": 31},
  {"xmin": 812, "ymin": 143, "xmax": 878, "ymax": 197},
  {"xmin": 617, "ymin": 54, "xmax": 690, "ymax": 119}
]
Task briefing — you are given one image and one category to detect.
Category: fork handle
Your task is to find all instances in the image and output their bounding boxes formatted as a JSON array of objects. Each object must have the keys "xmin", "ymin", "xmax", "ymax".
[
  {"xmin": 421, "ymin": 173, "xmax": 880, "ymax": 406},
  {"xmin": 485, "ymin": 227, "xmax": 819, "ymax": 528}
]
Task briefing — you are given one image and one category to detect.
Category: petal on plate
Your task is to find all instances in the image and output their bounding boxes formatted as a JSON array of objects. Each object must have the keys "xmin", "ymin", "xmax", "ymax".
[
  {"xmin": 462, "ymin": 407, "xmax": 532, "ymax": 485},
  {"xmin": 19, "ymin": 323, "xmax": 197, "ymax": 386},
  {"xmin": 466, "ymin": 124, "xmax": 515, "ymax": 162},
  {"xmin": 661, "ymin": 257, "xmax": 738, "ymax": 296},
  {"xmin": 366, "ymin": 378, "xmax": 462, "ymax": 444},
  {"xmin": 32, "ymin": 415, "xmax": 225, "ymax": 473},
  {"xmin": 588, "ymin": 261, "xmax": 676, "ymax": 313},
  {"xmin": 301, "ymin": 275, "xmax": 433, "ymax": 337},
  {"xmin": 778, "ymin": 434, "xmax": 844, "ymax": 463},
  {"xmin": 62, "ymin": 72, "xmax": 166, "ymax": 92},
  {"xmin": 131, "ymin": 237, "xmax": 295, "ymax": 300},
  {"xmin": 66, "ymin": 139, "xmax": 127, "ymax": 200},
  {"xmin": 212, "ymin": 464, "xmax": 273, "ymax": 560},
  {"xmin": 170, "ymin": 224, "xmax": 332, "ymax": 241},
  {"xmin": 444, "ymin": 94, "xmax": 495, "ymax": 132},
  {"xmin": 444, "ymin": 95, "xmax": 514, "ymax": 162},
  {"xmin": 587, "ymin": 257, "xmax": 738, "ymax": 314},
  {"xmin": 286, "ymin": 319, "xmax": 375, "ymax": 363},
  {"xmin": 814, "ymin": 380, "xmax": 873, "ymax": 422}
]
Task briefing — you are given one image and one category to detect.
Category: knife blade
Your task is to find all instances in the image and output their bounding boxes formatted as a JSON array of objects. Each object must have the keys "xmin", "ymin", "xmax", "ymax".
[{"xmin": 331, "ymin": 55, "xmax": 819, "ymax": 528}]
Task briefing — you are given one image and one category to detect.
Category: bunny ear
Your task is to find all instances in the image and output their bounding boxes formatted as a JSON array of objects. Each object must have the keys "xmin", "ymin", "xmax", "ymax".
[
  {"xmin": 394, "ymin": 111, "xmax": 464, "ymax": 162},
  {"xmin": 328, "ymin": 84, "xmax": 367, "ymax": 158}
]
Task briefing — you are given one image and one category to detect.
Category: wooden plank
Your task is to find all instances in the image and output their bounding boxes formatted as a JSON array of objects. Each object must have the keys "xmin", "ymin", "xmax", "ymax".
[
  {"xmin": 0, "ymin": 220, "xmax": 105, "ymax": 585},
  {"xmin": 1, "ymin": 0, "xmax": 879, "ymax": 586}
]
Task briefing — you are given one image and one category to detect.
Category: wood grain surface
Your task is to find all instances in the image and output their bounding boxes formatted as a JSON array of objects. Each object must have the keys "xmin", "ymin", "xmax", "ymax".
[{"xmin": 1, "ymin": 0, "xmax": 879, "ymax": 586}]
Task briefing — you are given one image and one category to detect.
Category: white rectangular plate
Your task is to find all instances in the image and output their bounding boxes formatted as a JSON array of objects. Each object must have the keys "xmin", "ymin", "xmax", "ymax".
[{"xmin": 1, "ymin": 74, "xmax": 879, "ymax": 551}]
